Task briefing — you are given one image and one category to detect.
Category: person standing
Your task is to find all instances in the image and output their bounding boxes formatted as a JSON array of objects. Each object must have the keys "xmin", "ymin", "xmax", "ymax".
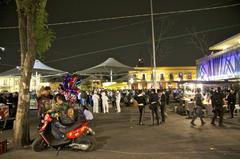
[
  {"xmin": 101, "ymin": 91, "xmax": 109, "ymax": 113},
  {"xmin": 165, "ymin": 90, "xmax": 170, "ymax": 105},
  {"xmin": 211, "ymin": 87, "xmax": 225, "ymax": 126},
  {"xmin": 159, "ymin": 91, "xmax": 166, "ymax": 123},
  {"xmin": 134, "ymin": 90, "xmax": 146, "ymax": 125},
  {"xmin": 149, "ymin": 89, "xmax": 160, "ymax": 125},
  {"xmin": 77, "ymin": 92, "xmax": 82, "ymax": 107},
  {"xmin": 36, "ymin": 87, "xmax": 53, "ymax": 126},
  {"xmin": 226, "ymin": 89, "xmax": 236, "ymax": 118},
  {"xmin": 12, "ymin": 92, "xmax": 18, "ymax": 117},
  {"xmin": 191, "ymin": 88, "xmax": 205, "ymax": 126},
  {"xmin": 111, "ymin": 91, "xmax": 116, "ymax": 108},
  {"xmin": 81, "ymin": 91, "xmax": 87, "ymax": 106},
  {"xmin": 92, "ymin": 91, "xmax": 100, "ymax": 113},
  {"xmin": 116, "ymin": 91, "xmax": 121, "ymax": 113}
]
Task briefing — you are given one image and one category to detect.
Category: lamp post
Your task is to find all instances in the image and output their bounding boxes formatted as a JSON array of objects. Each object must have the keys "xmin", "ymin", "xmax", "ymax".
[
  {"xmin": 150, "ymin": 0, "xmax": 157, "ymax": 91},
  {"xmin": 0, "ymin": 47, "xmax": 5, "ymax": 52},
  {"xmin": 0, "ymin": 47, "xmax": 5, "ymax": 60},
  {"xmin": 129, "ymin": 77, "xmax": 134, "ymax": 89}
]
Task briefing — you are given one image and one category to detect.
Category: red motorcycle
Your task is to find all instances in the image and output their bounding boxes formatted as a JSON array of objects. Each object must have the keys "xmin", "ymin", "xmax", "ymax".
[{"xmin": 32, "ymin": 113, "xmax": 96, "ymax": 152}]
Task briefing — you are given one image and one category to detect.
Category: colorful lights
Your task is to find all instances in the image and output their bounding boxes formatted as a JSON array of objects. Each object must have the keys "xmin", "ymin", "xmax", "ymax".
[{"xmin": 197, "ymin": 47, "xmax": 240, "ymax": 81}]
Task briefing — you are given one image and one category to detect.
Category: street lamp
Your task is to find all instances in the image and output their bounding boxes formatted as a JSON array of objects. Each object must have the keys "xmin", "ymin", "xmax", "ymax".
[
  {"xmin": 0, "ymin": 47, "xmax": 5, "ymax": 60},
  {"xmin": 150, "ymin": 0, "xmax": 157, "ymax": 91},
  {"xmin": 129, "ymin": 77, "xmax": 134, "ymax": 89},
  {"xmin": 129, "ymin": 77, "xmax": 134, "ymax": 84},
  {"xmin": 0, "ymin": 47, "xmax": 5, "ymax": 52}
]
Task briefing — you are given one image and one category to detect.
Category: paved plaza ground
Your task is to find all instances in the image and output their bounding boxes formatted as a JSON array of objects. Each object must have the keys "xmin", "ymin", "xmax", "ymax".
[{"xmin": 1, "ymin": 105, "xmax": 240, "ymax": 159}]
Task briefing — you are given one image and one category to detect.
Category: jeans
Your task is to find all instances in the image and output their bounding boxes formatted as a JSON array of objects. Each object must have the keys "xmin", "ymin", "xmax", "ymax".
[
  {"xmin": 191, "ymin": 106, "xmax": 205, "ymax": 125},
  {"xmin": 160, "ymin": 104, "xmax": 165, "ymax": 122},
  {"xmin": 138, "ymin": 106, "xmax": 145, "ymax": 124},
  {"xmin": 151, "ymin": 104, "xmax": 159, "ymax": 125},
  {"xmin": 211, "ymin": 106, "xmax": 224, "ymax": 125}
]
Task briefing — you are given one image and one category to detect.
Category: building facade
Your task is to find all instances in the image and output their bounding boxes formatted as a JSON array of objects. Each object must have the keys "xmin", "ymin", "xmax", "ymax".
[
  {"xmin": 129, "ymin": 66, "xmax": 196, "ymax": 89},
  {"xmin": 197, "ymin": 33, "xmax": 240, "ymax": 81},
  {"xmin": 0, "ymin": 75, "xmax": 41, "ymax": 92}
]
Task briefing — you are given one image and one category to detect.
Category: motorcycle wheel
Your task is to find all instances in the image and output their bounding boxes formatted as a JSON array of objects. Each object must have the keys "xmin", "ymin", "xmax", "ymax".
[
  {"xmin": 76, "ymin": 135, "xmax": 97, "ymax": 152},
  {"xmin": 32, "ymin": 136, "xmax": 48, "ymax": 152}
]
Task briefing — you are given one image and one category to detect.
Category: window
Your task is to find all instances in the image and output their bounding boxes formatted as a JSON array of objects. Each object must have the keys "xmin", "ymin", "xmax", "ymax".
[
  {"xmin": 179, "ymin": 72, "xmax": 183, "ymax": 80},
  {"xmin": 160, "ymin": 73, "xmax": 164, "ymax": 80},
  {"xmin": 151, "ymin": 73, "xmax": 153, "ymax": 80},
  {"xmin": 169, "ymin": 73, "xmax": 174, "ymax": 81},
  {"xmin": 188, "ymin": 73, "xmax": 192, "ymax": 80},
  {"xmin": 14, "ymin": 79, "xmax": 19, "ymax": 85},
  {"xmin": 142, "ymin": 74, "xmax": 146, "ymax": 80},
  {"xmin": 3, "ymin": 80, "xmax": 7, "ymax": 86}
]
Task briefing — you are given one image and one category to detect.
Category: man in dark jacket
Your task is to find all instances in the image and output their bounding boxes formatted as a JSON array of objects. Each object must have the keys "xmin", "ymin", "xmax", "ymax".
[
  {"xmin": 226, "ymin": 89, "xmax": 236, "ymax": 118},
  {"xmin": 149, "ymin": 89, "xmax": 160, "ymax": 125},
  {"xmin": 134, "ymin": 90, "xmax": 146, "ymax": 125},
  {"xmin": 191, "ymin": 88, "xmax": 205, "ymax": 126},
  {"xmin": 211, "ymin": 87, "xmax": 225, "ymax": 126},
  {"xmin": 159, "ymin": 91, "xmax": 166, "ymax": 123}
]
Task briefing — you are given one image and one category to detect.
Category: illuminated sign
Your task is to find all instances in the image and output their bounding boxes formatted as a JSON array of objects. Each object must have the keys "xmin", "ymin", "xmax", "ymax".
[{"xmin": 197, "ymin": 47, "xmax": 240, "ymax": 80}]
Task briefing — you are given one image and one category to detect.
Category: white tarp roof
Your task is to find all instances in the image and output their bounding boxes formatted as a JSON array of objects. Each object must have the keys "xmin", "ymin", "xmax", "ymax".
[
  {"xmin": 0, "ymin": 59, "xmax": 65, "ymax": 76},
  {"xmin": 76, "ymin": 58, "xmax": 133, "ymax": 74}
]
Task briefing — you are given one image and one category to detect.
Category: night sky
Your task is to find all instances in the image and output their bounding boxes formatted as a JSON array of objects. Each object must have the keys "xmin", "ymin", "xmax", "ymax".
[{"xmin": 0, "ymin": 0, "xmax": 240, "ymax": 73}]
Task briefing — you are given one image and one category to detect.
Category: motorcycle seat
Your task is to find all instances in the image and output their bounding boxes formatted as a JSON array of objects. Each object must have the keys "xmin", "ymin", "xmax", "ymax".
[{"xmin": 58, "ymin": 122, "xmax": 82, "ymax": 133}]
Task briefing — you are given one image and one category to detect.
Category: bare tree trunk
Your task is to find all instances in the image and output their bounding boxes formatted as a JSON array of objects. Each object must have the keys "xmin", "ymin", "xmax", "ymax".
[
  {"xmin": 16, "ymin": 0, "xmax": 27, "ymax": 67},
  {"xmin": 14, "ymin": 1, "xmax": 36, "ymax": 147}
]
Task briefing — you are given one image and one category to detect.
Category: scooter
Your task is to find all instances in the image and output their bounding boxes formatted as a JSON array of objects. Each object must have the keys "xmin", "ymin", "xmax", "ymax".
[{"xmin": 32, "ymin": 113, "xmax": 96, "ymax": 152}]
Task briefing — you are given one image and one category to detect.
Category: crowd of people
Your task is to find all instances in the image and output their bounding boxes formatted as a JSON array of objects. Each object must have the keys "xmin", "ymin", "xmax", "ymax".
[
  {"xmin": 180, "ymin": 87, "xmax": 240, "ymax": 127},
  {"xmin": 1, "ymin": 85, "xmax": 240, "ymax": 129},
  {"xmin": 34, "ymin": 86, "xmax": 172, "ymax": 128},
  {"xmin": 0, "ymin": 91, "xmax": 18, "ymax": 119}
]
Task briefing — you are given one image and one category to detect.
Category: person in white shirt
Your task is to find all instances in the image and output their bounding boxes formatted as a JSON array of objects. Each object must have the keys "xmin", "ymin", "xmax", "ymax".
[
  {"xmin": 83, "ymin": 106, "xmax": 94, "ymax": 128},
  {"xmin": 116, "ymin": 91, "xmax": 121, "ymax": 113},
  {"xmin": 77, "ymin": 92, "xmax": 81, "ymax": 107},
  {"xmin": 101, "ymin": 91, "xmax": 109, "ymax": 113},
  {"xmin": 92, "ymin": 91, "xmax": 100, "ymax": 113}
]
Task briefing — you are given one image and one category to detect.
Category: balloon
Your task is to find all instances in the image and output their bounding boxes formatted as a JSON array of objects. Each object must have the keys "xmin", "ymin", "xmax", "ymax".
[{"xmin": 60, "ymin": 74, "xmax": 81, "ymax": 105}]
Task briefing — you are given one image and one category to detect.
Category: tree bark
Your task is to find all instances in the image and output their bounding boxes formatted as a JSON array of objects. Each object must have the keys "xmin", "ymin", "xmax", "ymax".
[
  {"xmin": 16, "ymin": 0, "xmax": 27, "ymax": 67},
  {"xmin": 14, "ymin": 0, "xmax": 36, "ymax": 148}
]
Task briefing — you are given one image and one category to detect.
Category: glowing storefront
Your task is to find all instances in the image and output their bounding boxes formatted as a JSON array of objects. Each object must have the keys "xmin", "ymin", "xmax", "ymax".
[
  {"xmin": 129, "ymin": 66, "xmax": 196, "ymax": 89},
  {"xmin": 197, "ymin": 33, "xmax": 240, "ymax": 81}
]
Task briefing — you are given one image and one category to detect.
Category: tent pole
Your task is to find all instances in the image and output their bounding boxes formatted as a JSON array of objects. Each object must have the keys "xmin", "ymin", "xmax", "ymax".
[
  {"xmin": 35, "ymin": 71, "xmax": 38, "ymax": 92},
  {"xmin": 110, "ymin": 69, "xmax": 113, "ymax": 83}
]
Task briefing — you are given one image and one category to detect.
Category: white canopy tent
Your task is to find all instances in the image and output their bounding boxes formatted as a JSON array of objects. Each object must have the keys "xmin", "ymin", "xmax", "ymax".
[
  {"xmin": 0, "ymin": 59, "xmax": 65, "ymax": 76},
  {"xmin": 0, "ymin": 60, "xmax": 66, "ymax": 91},
  {"xmin": 76, "ymin": 58, "xmax": 133, "ymax": 82}
]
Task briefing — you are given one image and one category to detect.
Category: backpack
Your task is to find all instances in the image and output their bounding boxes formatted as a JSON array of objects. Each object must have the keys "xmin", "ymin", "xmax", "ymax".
[{"xmin": 195, "ymin": 93, "xmax": 203, "ymax": 106}]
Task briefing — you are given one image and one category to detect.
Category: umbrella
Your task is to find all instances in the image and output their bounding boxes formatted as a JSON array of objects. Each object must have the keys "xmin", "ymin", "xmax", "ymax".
[{"xmin": 76, "ymin": 58, "xmax": 133, "ymax": 82}]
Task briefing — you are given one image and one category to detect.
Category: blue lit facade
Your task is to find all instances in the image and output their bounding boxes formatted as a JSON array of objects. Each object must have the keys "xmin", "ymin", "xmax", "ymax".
[{"xmin": 197, "ymin": 45, "xmax": 240, "ymax": 81}]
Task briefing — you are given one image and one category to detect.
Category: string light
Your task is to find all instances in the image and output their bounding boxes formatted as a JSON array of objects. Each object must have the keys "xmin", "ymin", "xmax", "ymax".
[
  {"xmin": 46, "ymin": 23, "xmax": 240, "ymax": 63},
  {"xmin": 0, "ymin": 3, "xmax": 239, "ymax": 30}
]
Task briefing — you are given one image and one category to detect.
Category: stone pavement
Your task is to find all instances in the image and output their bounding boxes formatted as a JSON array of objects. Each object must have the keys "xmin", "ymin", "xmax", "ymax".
[{"xmin": 1, "ymin": 106, "xmax": 240, "ymax": 159}]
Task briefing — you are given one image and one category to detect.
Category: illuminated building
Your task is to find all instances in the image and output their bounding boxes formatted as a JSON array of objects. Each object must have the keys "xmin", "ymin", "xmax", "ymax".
[
  {"xmin": 129, "ymin": 66, "xmax": 196, "ymax": 89},
  {"xmin": 197, "ymin": 33, "xmax": 240, "ymax": 81},
  {"xmin": 0, "ymin": 75, "xmax": 45, "ymax": 92}
]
